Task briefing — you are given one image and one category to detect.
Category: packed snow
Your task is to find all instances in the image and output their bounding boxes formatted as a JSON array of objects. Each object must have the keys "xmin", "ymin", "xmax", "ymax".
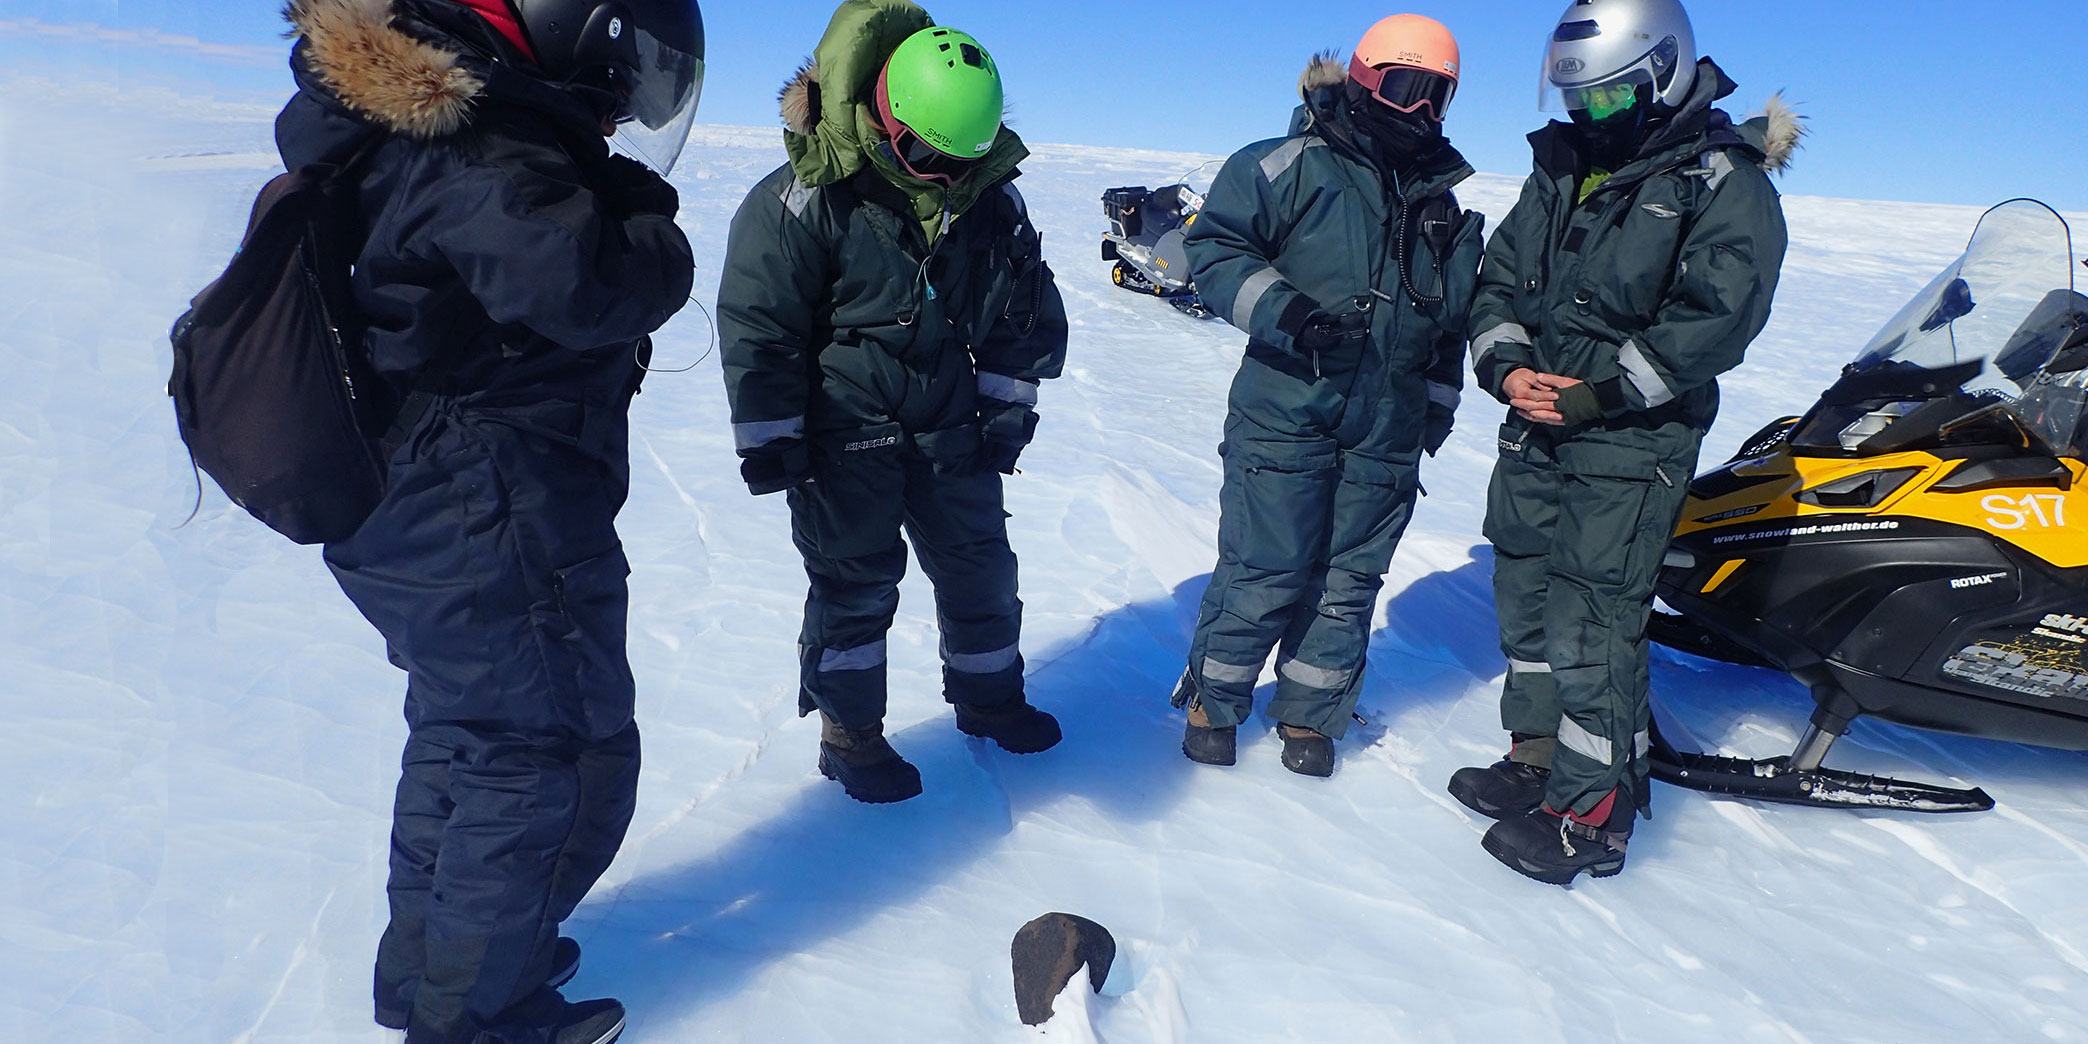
[{"xmin": 5, "ymin": 72, "xmax": 2088, "ymax": 1044}]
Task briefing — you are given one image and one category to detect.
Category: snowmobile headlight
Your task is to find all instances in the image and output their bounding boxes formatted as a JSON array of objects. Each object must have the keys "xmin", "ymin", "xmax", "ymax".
[{"xmin": 1836, "ymin": 401, "xmax": 1923, "ymax": 451}]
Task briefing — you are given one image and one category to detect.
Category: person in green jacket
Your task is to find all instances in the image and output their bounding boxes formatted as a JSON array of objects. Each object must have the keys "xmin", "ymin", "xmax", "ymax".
[
  {"xmin": 717, "ymin": 0, "xmax": 1069, "ymax": 804},
  {"xmin": 1172, "ymin": 14, "xmax": 1487, "ymax": 778},
  {"xmin": 1447, "ymin": 0, "xmax": 1800, "ymax": 884}
]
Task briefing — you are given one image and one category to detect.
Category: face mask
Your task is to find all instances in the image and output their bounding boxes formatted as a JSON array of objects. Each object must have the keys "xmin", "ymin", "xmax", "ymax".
[{"xmin": 1345, "ymin": 82, "xmax": 1443, "ymax": 161}]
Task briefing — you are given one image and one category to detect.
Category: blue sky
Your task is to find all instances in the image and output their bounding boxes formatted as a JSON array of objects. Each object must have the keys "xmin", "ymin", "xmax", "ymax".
[{"xmin": 5, "ymin": 0, "xmax": 2085, "ymax": 209}]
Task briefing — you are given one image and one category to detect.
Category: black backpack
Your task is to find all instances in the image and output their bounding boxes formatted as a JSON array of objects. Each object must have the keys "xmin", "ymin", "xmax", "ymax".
[{"xmin": 168, "ymin": 150, "xmax": 396, "ymax": 545}]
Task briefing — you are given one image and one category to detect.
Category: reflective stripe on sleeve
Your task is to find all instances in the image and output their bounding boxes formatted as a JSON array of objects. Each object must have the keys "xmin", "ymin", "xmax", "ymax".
[
  {"xmin": 734, "ymin": 416, "xmax": 805, "ymax": 451},
  {"xmin": 976, "ymin": 372, "xmax": 1039, "ymax": 406},
  {"xmin": 1470, "ymin": 321, "xmax": 1534, "ymax": 366},
  {"xmin": 1427, "ymin": 381, "xmax": 1461, "ymax": 412},
  {"xmin": 1231, "ymin": 267, "xmax": 1282, "ymax": 331},
  {"xmin": 1618, "ymin": 340, "xmax": 1676, "ymax": 408},
  {"xmin": 1508, "ymin": 658, "xmax": 1553, "ymax": 675}
]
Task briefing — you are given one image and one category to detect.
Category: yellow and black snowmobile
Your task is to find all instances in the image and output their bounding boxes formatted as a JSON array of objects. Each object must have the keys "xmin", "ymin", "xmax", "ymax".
[{"xmin": 1649, "ymin": 200, "xmax": 2088, "ymax": 812}]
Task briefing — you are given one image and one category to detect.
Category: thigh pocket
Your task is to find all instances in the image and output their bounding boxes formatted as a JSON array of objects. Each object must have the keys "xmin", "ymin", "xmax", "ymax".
[
  {"xmin": 533, "ymin": 548, "xmax": 636, "ymax": 736},
  {"xmin": 1328, "ymin": 453, "xmax": 1417, "ymax": 572},
  {"xmin": 1218, "ymin": 436, "xmax": 1341, "ymax": 572},
  {"xmin": 1552, "ymin": 441, "xmax": 1663, "ymax": 588},
  {"xmin": 1482, "ymin": 423, "xmax": 1558, "ymax": 553},
  {"xmin": 792, "ymin": 423, "xmax": 908, "ymax": 560}
]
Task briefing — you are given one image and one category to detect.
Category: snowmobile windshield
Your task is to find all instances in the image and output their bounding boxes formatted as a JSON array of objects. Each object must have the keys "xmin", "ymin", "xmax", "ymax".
[{"xmin": 1816, "ymin": 200, "xmax": 2088, "ymax": 458}]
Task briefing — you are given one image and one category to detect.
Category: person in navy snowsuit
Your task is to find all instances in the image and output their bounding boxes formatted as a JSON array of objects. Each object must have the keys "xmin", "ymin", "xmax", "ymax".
[{"xmin": 275, "ymin": 0, "xmax": 697, "ymax": 1039}]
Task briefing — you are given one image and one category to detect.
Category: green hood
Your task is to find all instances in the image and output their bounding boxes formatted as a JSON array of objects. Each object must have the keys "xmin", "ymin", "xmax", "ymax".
[{"xmin": 778, "ymin": 0, "xmax": 1028, "ymax": 242}]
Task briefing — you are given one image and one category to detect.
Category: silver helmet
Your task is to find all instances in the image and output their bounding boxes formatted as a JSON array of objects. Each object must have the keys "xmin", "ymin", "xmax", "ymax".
[{"xmin": 1540, "ymin": 0, "xmax": 1696, "ymax": 115}]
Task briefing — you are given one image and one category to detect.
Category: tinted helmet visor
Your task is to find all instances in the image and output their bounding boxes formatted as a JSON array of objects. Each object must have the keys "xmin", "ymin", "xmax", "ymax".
[{"xmin": 606, "ymin": 24, "xmax": 704, "ymax": 175}]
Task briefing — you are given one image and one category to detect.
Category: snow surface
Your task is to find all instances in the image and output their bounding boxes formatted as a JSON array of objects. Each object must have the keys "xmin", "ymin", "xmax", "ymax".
[{"xmin": 6, "ymin": 75, "xmax": 2088, "ymax": 1044}]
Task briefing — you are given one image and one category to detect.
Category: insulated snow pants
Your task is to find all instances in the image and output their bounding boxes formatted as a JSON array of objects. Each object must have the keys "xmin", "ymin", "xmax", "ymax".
[
  {"xmin": 1482, "ymin": 418, "xmax": 1703, "ymax": 816},
  {"xmin": 1183, "ymin": 368, "xmax": 1425, "ymax": 740},
  {"xmin": 788, "ymin": 424, "xmax": 1025, "ymax": 728},
  {"xmin": 326, "ymin": 393, "xmax": 640, "ymax": 1044}
]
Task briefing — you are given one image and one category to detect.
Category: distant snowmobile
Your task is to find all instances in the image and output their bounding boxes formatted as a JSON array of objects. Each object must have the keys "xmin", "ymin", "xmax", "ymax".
[
  {"xmin": 1101, "ymin": 184, "xmax": 1213, "ymax": 319},
  {"xmin": 1649, "ymin": 199, "xmax": 2088, "ymax": 813}
]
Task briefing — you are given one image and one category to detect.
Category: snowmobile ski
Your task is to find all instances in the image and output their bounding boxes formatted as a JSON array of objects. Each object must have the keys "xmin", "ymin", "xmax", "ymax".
[{"xmin": 1647, "ymin": 722, "xmax": 1993, "ymax": 813}]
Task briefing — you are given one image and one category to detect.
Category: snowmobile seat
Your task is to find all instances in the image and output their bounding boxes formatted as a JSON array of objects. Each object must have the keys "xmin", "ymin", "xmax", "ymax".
[{"xmin": 1135, "ymin": 185, "xmax": 1191, "ymax": 245}]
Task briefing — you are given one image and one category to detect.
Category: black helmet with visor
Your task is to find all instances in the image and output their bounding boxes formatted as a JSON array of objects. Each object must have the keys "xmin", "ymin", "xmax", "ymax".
[{"xmin": 512, "ymin": 0, "xmax": 706, "ymax": 174}]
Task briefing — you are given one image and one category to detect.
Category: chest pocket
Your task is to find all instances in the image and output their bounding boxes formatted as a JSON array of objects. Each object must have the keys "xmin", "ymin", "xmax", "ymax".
[{"xmin": 1569, "ymin": 174, "xmax": 1698, "ymax": 328}]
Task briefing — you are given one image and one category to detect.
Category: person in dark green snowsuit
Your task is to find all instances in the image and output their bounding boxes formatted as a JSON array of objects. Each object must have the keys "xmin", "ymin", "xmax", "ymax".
[
  {"xmin": 717, "ymin": 1, "xmax": 1068, "ymax": 804},
  {"xmin": 1173, "ymin": 18, "xmax": 1487, "ymax": 778},
  {"xmin": 1448, "ymin": 0, "xmax": 1799, "ymax": 884}
]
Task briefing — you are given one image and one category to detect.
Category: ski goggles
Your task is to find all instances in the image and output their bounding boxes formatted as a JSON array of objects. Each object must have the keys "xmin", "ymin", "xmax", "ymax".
[
  {"xmin": 1561, "ymin": 80, "xmax": 1643, "ymax": 121},
  {"xmin": 1346, "ymin": 56, "xmax": 1457, "ymax": 122},
  {"xmin": 886, "ymin": 124, "xmax": 982, "ymax": 185}
]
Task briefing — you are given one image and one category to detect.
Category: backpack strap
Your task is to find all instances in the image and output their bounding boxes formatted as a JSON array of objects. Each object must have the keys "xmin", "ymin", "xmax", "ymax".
[{"xmin": 315, "ymin": 134, "xmax": 487, "ymax": 461}]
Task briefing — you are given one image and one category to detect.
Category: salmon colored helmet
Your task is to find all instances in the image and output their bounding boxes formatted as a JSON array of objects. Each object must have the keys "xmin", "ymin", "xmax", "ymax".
[{"xmin": 1347, "ymin": 14, "xmax": 1461, "ymax": 122}]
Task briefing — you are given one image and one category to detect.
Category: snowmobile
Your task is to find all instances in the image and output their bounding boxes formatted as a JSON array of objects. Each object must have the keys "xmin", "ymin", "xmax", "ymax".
[
  {"xmin": 1101, "ymin": 184, "xmax": 1214, "ymax": 319},
  {"xmin": 1649, "ymin": 199, "xmax": 2088, "ymax": 813}
]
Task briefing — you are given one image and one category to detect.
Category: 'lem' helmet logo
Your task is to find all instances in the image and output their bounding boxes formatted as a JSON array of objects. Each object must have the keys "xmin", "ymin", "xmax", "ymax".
[
  {"xmin": 608, "ymin": 17, "xmax": 624, "ymax": 40},
  {"xmin": 1554, "ymin": 57, "xmax": 1584, "ymax": 76}
]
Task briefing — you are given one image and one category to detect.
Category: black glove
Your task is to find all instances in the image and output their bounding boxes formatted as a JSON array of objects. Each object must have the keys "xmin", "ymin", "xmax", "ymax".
[
  {"xmin": 1424, "ymin": 402, "xmax": 1456, "ymax": 456},
  {"xmin": 601, "ymin": 154, "xmax": 680, "ymax": 218},
  {"xmin": 979, "ymin": 399, "xmax": 1039, "ymax": 475},
  {"xmin": 1552, "ymin": 381, "xmax": 1604, "ymax": 426},
  {"xmin": 740, "ymin": 437, "xmax": 812, "ymax": 495}
]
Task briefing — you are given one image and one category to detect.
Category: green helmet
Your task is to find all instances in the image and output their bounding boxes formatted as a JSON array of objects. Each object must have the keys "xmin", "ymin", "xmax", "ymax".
[{"xmin": 876, "ymin": 26, "xmax": 1004, "ymax": 160}]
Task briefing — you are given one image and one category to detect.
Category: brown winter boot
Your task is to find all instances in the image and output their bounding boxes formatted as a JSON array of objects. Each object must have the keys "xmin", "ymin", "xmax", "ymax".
[
  {"xmin": 1278, "ymin": 724, "xmax": 1334, "ymax": 778},
  {"xmin": 818, "ymin": 714, "xmax": 923, "ymax": 804}
]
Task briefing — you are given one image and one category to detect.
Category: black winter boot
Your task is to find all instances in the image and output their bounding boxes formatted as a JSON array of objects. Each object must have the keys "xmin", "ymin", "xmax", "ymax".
[
  {"xmin": 1277, "ymin": 724, "xmax": 1335, "ymax": 778},
  {"xmin": 1448, "ymin": 740, "xmax": 1553, "ymax": 820},
  {"xmin": 1480, "ymin": 789, "xmax": 1632, "ymax": 886},
  {"xmin": 377, "ymin": 937, "xmax": 582, "ymax": 1030},
  {"xmin": 817, "ymin": 715, "xmax": 923, "ymax": 804},
  {"xmin": 543, "ymin": 997, "xmax": 627, "ymax": 1044},
  {"xmin": 955, "ymin": 699, "xmax": 1063, "ymax": 754},
  {"xmin": 1181, "ymin": 699, "xmax": 1237, "ymax": 766}
]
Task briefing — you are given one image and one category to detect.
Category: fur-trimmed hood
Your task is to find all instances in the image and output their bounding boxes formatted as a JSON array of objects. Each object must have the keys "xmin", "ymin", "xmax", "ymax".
[
  {"xmin": 1297, "ymin": 51, "xmax": 1804, "ymax": 174},
  {"xmin": 780, "ymin": 59, "xmax": 821, "ymax": 138},
  {"xmin": 1749, "ymin": 94, "xmax": 1805, "ymax": 174},
  {"xmin": 285, "ymin": 0, "xmax": 483, "ymax": 139},
  {"xmin": 1300, "ymin": 51, "xmax": 1346, "ymax": 98}
]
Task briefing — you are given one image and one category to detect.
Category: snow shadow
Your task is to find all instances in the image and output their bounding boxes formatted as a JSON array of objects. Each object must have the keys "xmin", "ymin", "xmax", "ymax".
[
  {"xmin": 572, "ymin": 578, "xmax": 1211, "ymax": 1022},
  {"xmin": 1360, "ymin": 544, "xmax": 1504, "ymax": 712}
]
